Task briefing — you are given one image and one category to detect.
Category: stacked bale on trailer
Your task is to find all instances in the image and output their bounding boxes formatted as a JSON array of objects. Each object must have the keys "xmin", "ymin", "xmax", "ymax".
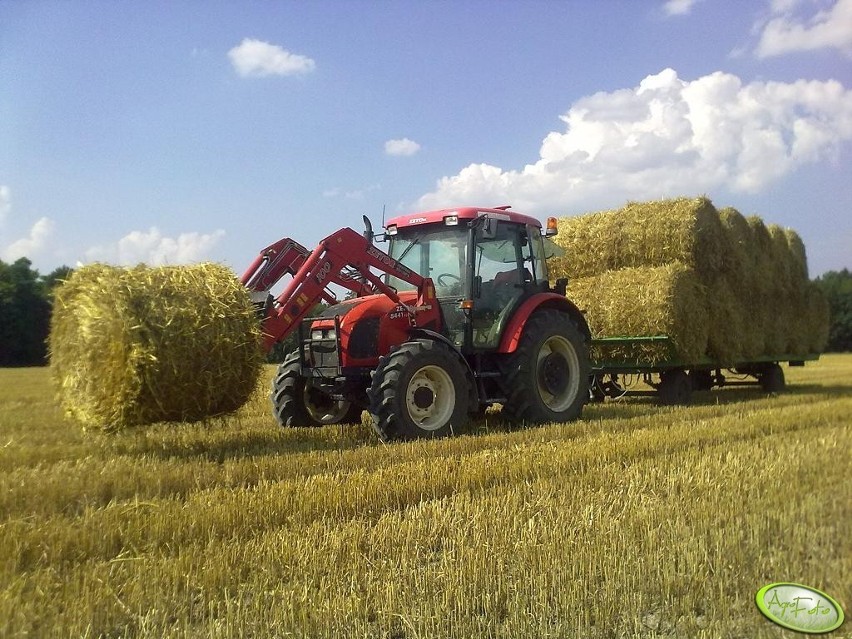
[
  {"xmin": 50, "ymin": 263, "xmax": 263, "ymax": 431},
  {"xmin": 550, "ymin": 196, "xmax": 828, "ymax": 364}
]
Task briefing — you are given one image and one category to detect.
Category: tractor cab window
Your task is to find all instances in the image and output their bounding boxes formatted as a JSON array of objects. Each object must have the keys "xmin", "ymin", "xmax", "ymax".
[
  {"xmin": 526, "ymin": 224, "xmax": 550, "ymax": 284},
  {"xmin": 386, "ymin": 228, "xmax": 467, "ymax": 297}
]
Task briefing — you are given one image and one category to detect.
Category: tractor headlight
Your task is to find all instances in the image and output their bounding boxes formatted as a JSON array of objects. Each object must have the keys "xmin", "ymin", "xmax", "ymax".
[{"xmin": 444, "ymin": 214, "xmax": 459, "ymax": 226}]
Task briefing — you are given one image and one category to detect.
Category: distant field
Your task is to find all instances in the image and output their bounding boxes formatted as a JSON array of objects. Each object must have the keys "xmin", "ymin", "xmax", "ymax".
[{"xmin": 1, "ymin": 356, "xmax": 849, "ymax": 638}]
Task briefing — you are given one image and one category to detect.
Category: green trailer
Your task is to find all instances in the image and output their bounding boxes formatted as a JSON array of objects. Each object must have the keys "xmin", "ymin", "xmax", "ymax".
[{"xmin": 589, "ymin": 335, "xmax": 821, "ymax": 405}]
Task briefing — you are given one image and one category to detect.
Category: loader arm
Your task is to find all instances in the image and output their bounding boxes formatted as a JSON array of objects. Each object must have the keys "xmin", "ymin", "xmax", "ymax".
[{"xmin": 242, "ymin": 227, "xmax": 439, "ymax": 352}]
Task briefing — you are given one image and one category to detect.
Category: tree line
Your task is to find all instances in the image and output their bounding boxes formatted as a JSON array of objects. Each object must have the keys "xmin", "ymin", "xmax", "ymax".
[
  {"xmin": 1, "ymin": 258, "xmax": 851, "ymax": 367},
  {"xmin": 0, "ymin": 258, "xmax": 72, "ymax": 366}
]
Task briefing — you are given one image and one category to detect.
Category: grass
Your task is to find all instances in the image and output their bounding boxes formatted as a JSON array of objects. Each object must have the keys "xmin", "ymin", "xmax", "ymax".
[{"xmin": 1, "ymin": 356, "xmax": 850, "ymax": 638}]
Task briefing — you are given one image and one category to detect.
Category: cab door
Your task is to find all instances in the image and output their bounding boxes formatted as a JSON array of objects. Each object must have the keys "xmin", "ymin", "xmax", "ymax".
[{"xmin": 470, "ymin": 222, "xmax": 532, "ymax": 348}]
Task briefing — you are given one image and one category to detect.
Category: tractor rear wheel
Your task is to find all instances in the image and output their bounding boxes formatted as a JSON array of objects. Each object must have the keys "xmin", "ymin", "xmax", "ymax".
[
  {"xmin": 368, "ymin": 339, "xmax": 471, "ymax": 441},
  {"xmin": 271, "ymin": 351, "xmax": 360, "ymax": 427},
  {"xmin": 500, "ymin": 309, "xmax": 589, "ymax": 424}
]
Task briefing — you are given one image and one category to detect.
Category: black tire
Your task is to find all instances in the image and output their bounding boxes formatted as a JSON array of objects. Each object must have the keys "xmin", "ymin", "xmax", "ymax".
[
  {"xmin": 688, "ymin": 369, "xmax": 714, "ymax": 392},
  {"xmin": 500, "ymin": 309, "xmax": 590, "ymax": 424},
  {"xmin": 658, "ymin": 369, "xmax": 692, "ymax": 405},
  {"xmin": 759, "ymin": 363, "xmax": 785, "ymax": 393},
  {"xmin": 367, "ymin": 339, "xmax": 471, "ymax": 441},
  {"xmin": 271, "ymin": 351, "xmax": 361, "ymax": 427}
]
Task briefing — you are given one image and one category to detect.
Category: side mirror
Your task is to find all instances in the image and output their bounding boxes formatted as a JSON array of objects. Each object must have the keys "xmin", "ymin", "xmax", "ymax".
[
  {"xmin": 481, "ymin": 216, "xmax": 498, "ymax": 239},
  {"xmin": 363, "ymin": 215, "xmax": 374, "ymax": 243}
]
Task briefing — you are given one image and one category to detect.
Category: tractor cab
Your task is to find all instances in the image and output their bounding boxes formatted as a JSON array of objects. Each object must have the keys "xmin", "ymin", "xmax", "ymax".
[{"xmin": 383, "ymin": 207, "xmax": 561, "ymax": 350}]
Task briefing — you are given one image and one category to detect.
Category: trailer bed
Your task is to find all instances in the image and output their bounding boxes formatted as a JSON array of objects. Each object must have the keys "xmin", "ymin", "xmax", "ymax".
[{"xmin": 588, "ymin": 335, "xmax": 821, "ymax": 405}]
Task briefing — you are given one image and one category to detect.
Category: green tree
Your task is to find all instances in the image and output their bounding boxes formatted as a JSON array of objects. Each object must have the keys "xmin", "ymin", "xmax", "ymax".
[
  {"xmin": 0, "ymin": 260, "xmax": 73, "ymax": 366},
  {"xmin": 0, "ymin": 258, "xmax": 51, "ymax": 365},
  {"xmin": 265, "ymin": 302, "xmax": 330, "ymax": 364},
  {"xmin": 42, "ymin": 265, "xmax": 74, "ymax": 294},
  {"xmin": 814, "ymin": 269, "xmax": 852, "ymax": 352}
]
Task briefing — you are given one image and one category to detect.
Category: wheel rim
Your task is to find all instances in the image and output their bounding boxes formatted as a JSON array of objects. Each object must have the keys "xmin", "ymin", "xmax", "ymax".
[
  {"xmin": 405, "ymin": 364, "xmax": 455, "ymax": 431},
  {"xmin": 536, "ymin": 335, "xmax": 580, "ymax": 412},
  {"xmin": 302, "ymin": 381, "xmax": 352, "ymax": 424}
]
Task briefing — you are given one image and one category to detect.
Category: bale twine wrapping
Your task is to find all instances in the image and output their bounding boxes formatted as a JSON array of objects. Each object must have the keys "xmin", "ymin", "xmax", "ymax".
[
  {"xmin": 551, "ymin": 196, "xmax": 726, "ymax": 281},
  {"xmin": 50, "ymin": 263, "xmax": 263, "ymax": 430},
  {"xmin": 567, "ymin": 263, "xmax": 709, "ymax": 364}
]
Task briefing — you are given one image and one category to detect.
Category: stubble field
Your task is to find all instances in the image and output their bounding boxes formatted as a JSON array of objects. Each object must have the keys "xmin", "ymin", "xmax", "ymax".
[{"xmin": 1, "ymin": 356, "xmax": 850, "ymax": 638}]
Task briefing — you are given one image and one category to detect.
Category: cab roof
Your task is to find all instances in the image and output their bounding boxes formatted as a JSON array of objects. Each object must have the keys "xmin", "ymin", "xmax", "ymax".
[{"xmin": 384, "ymin": 206, "xmax": 543, "ymax": 231}]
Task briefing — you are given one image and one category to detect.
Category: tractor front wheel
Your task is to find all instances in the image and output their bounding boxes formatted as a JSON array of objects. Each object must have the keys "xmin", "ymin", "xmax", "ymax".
[
  {"xmin": 368, "ymin": 339, "xmax": 471, "ymax": 441},
  {"xmin": 271, "ymin": 351, "xmax": 360, "ymax": 427}
]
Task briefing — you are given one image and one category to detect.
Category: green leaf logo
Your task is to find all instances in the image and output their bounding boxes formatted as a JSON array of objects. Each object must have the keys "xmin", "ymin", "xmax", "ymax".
[{"xmin": 756, "ymin": 582, "xmax": 845, "ymax": 634}]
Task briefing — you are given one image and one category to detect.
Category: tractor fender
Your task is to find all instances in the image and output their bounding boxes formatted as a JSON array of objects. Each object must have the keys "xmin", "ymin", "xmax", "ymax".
[
  {"xmin": 497, "ymin": 293, "xmax": 591, "ymax": 354},
  {"xmin": 408, "ymin": 327, "xmax": 480, "ymax": 408}
]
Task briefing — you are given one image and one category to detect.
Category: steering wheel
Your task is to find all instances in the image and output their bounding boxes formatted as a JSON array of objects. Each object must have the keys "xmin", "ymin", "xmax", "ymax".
[{"xmin": 437, "ymin": 273, "xmax": 461, "ymax": 288}]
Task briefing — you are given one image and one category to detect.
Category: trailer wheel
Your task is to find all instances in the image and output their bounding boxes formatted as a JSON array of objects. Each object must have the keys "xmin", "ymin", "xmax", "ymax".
[
  {"xmin": 500, "ymin": 309, "xmax": 589, "ymax": 424},
  {"xmin": 271, "ymin": 351, "xmax": 360, "ymax": 427},
  {"xmin": 759, "ymin": 363, "xmax": 785, "ymax": 393},
  {"xmin": 658, "ymin": 369, "xmax": 692, "ymax": 405},
  {"xmin": 688, "ymin": 369, "xmax": 714, "ymax": 391},
  {"xmin": 368, "ymin": 339, "xmax": 471, "ymax": 441}
]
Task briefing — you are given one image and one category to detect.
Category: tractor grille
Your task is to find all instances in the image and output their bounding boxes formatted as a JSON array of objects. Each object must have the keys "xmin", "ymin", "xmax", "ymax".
[
  {"xmin": 308, "ymin": 327, "xmax": 339, "ymax": 372},
  {"xmin": 348, "ymin": 317, "xmax": 380, "ymax": 359}
]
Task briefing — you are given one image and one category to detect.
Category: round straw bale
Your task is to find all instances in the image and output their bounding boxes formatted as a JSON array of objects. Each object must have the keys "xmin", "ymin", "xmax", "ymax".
[
  {"xmin": 718, "ymin": 208, "xmax": 763, "ymax": 358},
  {"xmin": 554, "ymin": 196, "xmax": 726, "ymax": 282},
  {"xmin": 50, "ymin": 263, "xmax": 263, "ymax": 430},
  {"xmin": 705, "ymin": 279, "xmax": 747, "ymax": 364},
  {"xmin": 766, "ymin": 224, "xmax": 797, "ymax": 351},
  {"xmin": 718, "ymin": 207, "xmax": 751, "ymax": 281},
  {"xmin": 744, "ymin": 216, "xmax": 779, "ymax": 354},
  {"xmin": 784, "ymin": 229, "xmax": 809, "ymax": 283},
  {"xmin": 805, "ymin": 283, "xmax": 830, "ymax": 353},
  {"xmin": 767, "ymin": 224, "xmax": 795, "ymax": 293},
  {"xmin": 567, "ymin": 262, "xmax": 709, "ymax": 364}
]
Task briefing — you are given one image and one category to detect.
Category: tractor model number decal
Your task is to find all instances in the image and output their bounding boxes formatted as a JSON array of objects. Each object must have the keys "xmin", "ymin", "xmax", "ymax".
[
  {"xmin": 389, "ymin": 305, "xmax": 408, "ymax": 320},
  {"xmin": 315, "ymin": 261, "xmax": 332, "ymax": 285},
  {"xmin": 366, "ymin": 246, "xmax": 414, "ymax": 278}
]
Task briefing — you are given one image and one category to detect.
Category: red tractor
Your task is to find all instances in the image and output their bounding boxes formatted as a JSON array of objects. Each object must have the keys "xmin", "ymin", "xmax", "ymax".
[{"xmin": 240, "ymin": 206, "xmax": 591, "ymax": 441}]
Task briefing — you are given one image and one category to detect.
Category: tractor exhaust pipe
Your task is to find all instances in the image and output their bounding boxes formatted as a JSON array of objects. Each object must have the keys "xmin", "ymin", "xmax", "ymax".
[{"xmin": 363, "ymin": 215, "xmax": 374, "ymax": 244}]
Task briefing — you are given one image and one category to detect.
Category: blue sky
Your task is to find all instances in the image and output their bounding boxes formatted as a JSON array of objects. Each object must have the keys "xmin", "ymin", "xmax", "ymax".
[{"xmin": 1, "ymin": 0, "xmax": 851, "ymax": 277}]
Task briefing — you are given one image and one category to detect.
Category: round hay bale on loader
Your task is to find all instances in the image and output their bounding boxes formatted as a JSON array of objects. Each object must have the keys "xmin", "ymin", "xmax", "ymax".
[{"xmin": 50, "ymin": 263, "xmax": 263, "ymax": 430}]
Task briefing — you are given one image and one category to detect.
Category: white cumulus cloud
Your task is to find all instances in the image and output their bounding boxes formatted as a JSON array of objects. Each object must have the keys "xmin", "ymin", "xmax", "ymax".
[
  {"xmin": 2, "ymin": 217, "xmax": 55, "ymax": 262},
  {"xmin": 0, "ymin": 185, "xmax": 10, "ymax": 223},
  {"xmin": 86, "ymin": 227, "xmax": 226, "ymax": 266},
  {"xmin": 385, "ymin": 138, "xmax": 421, "ymax": 157},
  {"xmin": 415, "ymin": 68, "xmax": 852, "ymax": 214},
  {"xmin": 228, "ymin": 38, "xmax": 316, "ymax": 77},
  {"xmin": 756, "ymin": 0, "xmax": 852, "ymax": 57},
  {"xmin": 663, "ymin": 0, "xmax": 701, "ymax": 16}
]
